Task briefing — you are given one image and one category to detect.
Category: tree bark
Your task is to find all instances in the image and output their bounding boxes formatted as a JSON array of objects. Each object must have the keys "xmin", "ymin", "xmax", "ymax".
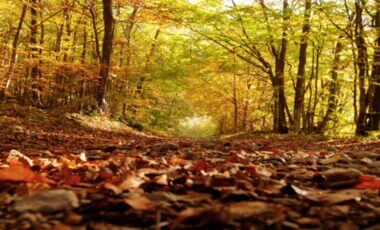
[
  {"xmin": 355, "ymin": 0, "xmax": 370, "ymax": 135},
  {"xmin": 368, "ymin": 7, "xmax": 380, "ymax": 130},
  {"xmin": 95, "ymin": 0, "xmax": 115, "ymax": 109},
  {"xmin": 272, "ymin": 0, "xmax": 289, "ymax": 134},
  {"xmin": 30, "ymin": 0, "xmax": 40, "ymax": 102},
  {"xmin": 317, "ymin": 41, "xmax": 343, "ymax": 132},
  {"xmin": 233, "ymin": 74, "xmax": 238, "ymax": 133},
  {"xmin": 88, "ymin": 0, "xmax": 101, "ymax": 62},
  {"xmin": 293, "ymin": 0, "xmax": 311, "ymax": 132}
]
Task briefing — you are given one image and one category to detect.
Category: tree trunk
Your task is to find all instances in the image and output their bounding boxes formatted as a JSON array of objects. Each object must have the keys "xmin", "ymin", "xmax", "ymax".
[
  {"xmin": 30, "ymin": 0, "xmax": 40, "ymax": 102},
  {"xmin": 233, "ymin": 74, "xmax": 238, "ymax": 133},
  {"xmin": 95, "ymin": 0, "xmax": 115, "ymax": 109},
  {"xmin": 0, "ymin": 3, "xmax": 28, "ymax": 101},
  {"xmin": 38, "ymin": 0, "xmax": 45, "ymax": 103},
  {"xmin": 89, "ymin": 1, "xmax": 101, "ymax": 62},
  {"xmin": 242, "ymin": 80, "xmax": 251, "ymax": 131},
  {"xmin": 368, "ymin": 8, "xmax": 380, "ymax": 130},
  {"xmin": 273, "ymin": 0, "xmax": 289, "ymax": 134},
  {"xmin": 311, "ymin": 43, "xmax": 322, "ymax": 130},
  {"xmin": 293, "ymin": 0, "xmax": 311, "ymax": 132},
  {"xmin": 317, "ymin": 41, "xmax": 343, "ymax": 132},
  {"xmin": 125, "ymin": 5, "xmax": 139, "ymax": 68},
  {"xmin": 355, "ymin": 0, "xmax": 370, "ymax": 135}
]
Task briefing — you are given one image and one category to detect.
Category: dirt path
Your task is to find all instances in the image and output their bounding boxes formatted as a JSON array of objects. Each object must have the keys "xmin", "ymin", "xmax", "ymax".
[{"xmin": 0, "ymin": 105, "xmax": 379, "ymax": 229}]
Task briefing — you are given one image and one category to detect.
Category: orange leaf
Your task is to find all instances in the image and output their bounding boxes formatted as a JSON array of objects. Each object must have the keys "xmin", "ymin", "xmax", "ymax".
[{"xmin": 0, "ymin": 164, "xmax": 55, "ymax": 184}]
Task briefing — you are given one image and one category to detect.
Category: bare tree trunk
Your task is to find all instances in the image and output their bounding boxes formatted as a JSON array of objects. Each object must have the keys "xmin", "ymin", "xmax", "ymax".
[
  {"xmin": 242, "ymin": 80, "xmax": 252, "ymax": 131},
  {"xmin": 355, "ymin": 0, "xmax": 370, "ymax": 135},
  {"xmin": 29, "ymin": 0, "xmax": 40, "ymax": 102},
  {"xmin": 95, "ymin": 0, "xmax": 114, "ymax": 109},
  {"xmin": 233, "ymin": 74, "xmax": 238, "ymax": 133},
  {"xmin": 311, "ymin": 43, "xmax": 322, "ymax": 129},
  {"xmin": 293, "ymin": 0, "xmax": 311, "ymax": 132},
  {"xmin": 79, "ymin": 18, "xmax": 88, "ymax": 111},
  {"xmin": 38, "ymin": 0, "xmax": 45, "ymax": 104},
  {"xmin": 273, "ymin": 0, "xmax": 289, "ymax": 134},
  {"xmin": 317, "ymin": 41, "xmax": 343, "ymax": 132},
  {"xmin": 368, "ymin": 7, "xmax": 380, "ymax": 130},
  {"xmin": 88, "ymin": 0, "xmax": 101, "ymax": 62},
  {"xmin": 0, "ymin": 3, "xmax": 28, "ymax": 101},
  {"xmin": 304, "ymin": 44, "xmax": 315, "ymax": 131},
  {"xmin": 125, "ymin": 5, "xmax": 139, "ymax": 68}
]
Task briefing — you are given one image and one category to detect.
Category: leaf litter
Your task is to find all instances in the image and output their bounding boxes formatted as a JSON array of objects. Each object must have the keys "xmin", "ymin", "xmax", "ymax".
[{"xmin": 0, "ymin": 106, "xmax": 379, "ymax": 229}]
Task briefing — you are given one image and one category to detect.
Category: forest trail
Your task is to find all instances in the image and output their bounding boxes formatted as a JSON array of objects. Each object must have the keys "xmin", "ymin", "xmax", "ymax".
[{"xmin": 0, "ymin": 105, "xmax": 379, "ymax": 229}]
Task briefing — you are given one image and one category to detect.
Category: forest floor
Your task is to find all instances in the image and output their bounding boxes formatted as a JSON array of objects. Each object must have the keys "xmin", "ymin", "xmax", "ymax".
[{"xmin": 0, "ymin": 104, "xmax": 379, "ymax": 229}]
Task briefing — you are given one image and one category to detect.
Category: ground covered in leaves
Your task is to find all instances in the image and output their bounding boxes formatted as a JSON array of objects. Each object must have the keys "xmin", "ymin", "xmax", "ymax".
[{"xmin": 0, "ymin": 104, "xmax": 380, "ymax": 229}]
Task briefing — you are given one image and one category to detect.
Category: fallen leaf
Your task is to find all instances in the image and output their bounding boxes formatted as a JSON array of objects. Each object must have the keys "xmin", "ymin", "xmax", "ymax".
[
  {"xmin": 154, "ymin": 174, "xmax": 168, "ymax": 185},
  {"xmin": 119, "ymin": 175, "xmax": 144, "ymax": 191},
  {"xmin": 14, "ymin": 189, "xmax": 79, "ymax": 213},
  {"xmin": 228, "ymin": 201, "xmax": 283, "ymax": 220},
  {"xmin": 0, "ymin": 163, "xmax": 55, "ymax": 184},
  {"xmin": 124, "ymin": 194, "xmax": 156, "ymax": 211},
  {"xmin": 7, "ymin": 150, "xmax": 34, "ymax": 167},
  {"xmin": 79, "ymin": 152, "xmax": 87, "ymax": 162},
  {"xmin": 104, "ymin": 182, "xmax": 122, "ymax": 195},
  {"xmin": 356, "ymin": 181, "xmax": 380, "ymax": 189},
  {"xmin": 320, "ymin": 154, "xmax": 342, "ymax": 165},
  {"xmin": 300, "ymin": 188, "xmax": 362, "ymax": 205},
  {"xmin": 148, "ymin": 191, "xmax": 211, "ymax": 204},
  {"xmin": 64, "ymin": 175, "xmax": 81, "ymax": 186},
  {"xmin": 245, "ymin": 166, "xmax": 257, "ymax": 176},
  {"xmin": 315, "ymin": 168, "xmax": 361, "ymax": 188},
  {"xmin": 194, "ymin": 159, "xmax": 211, "ymax": 173}
]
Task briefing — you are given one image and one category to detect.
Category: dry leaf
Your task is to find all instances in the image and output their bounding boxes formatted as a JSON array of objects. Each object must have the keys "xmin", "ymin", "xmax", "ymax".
[
  {"xmin": 119, "ymin": 175, "xmax": 144, "ymax": 191},
  {"xmin": 0, "ymin": 163, "xmax": 55, "ymax": 184},
  {"xmin": 124, "ymin": 194, "xmax": 156, "ymax": 211}
]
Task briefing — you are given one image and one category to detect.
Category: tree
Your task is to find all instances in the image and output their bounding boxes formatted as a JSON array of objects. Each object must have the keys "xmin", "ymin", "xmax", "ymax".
[
  {"xmin": 368, "ymin": 4, "xmax": 380, "ymax": 130},
  {"xmin": 266, "ymin": 0, "xmax": 290, "ymax": 133},
  {"xmin": 354, "ymin": 0, "xmax": 370, "ymax": 135},
  {"xmin": 293, "ymin": 0, "xmax": 311, "ymax": 132},
  {"xmin": 29, "ymin": 0, "xmax": 40, "ymax": 102},
  {"xmin": 0, "ymin": 1, "xmax": 28, "ymax": 101},
  {"xmin": 95, "ymin": 0, "xmax": 115, "ymax": 109},
  {"xmin": 317, "ymin": 40, "xmax": 343, "ymax": 132}
]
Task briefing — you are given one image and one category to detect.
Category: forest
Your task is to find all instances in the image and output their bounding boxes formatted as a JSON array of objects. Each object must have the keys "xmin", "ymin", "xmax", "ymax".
[
  {"xmin": 0, "ymin": 0, "xmax": 379, "ymax": 136},
  {"xmin": 0, "ymin": 0, "xmax": 379, "ymax": 229}
]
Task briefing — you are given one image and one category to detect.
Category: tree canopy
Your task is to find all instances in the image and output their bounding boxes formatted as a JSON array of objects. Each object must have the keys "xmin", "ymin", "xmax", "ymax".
[{"xmin": 0, "ymin": 0, "xmax": 379, "ymax": 136}]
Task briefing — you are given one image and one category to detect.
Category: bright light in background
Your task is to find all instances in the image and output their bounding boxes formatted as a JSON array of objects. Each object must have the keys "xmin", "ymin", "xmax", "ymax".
[{"xmin": 177, "ymin": 116, "xmax": 217, "ymax": 137}]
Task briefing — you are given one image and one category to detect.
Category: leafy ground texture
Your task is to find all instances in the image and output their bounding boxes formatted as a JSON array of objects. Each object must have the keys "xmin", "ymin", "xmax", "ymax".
[{"xmin": 0, "ymin": 104, "xmax": 380, "ymax": 229}]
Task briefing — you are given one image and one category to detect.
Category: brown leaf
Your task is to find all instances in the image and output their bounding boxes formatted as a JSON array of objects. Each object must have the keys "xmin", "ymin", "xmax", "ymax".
[
  {"xmin": 228, "ymin": 201, "xmax": 283, "ymax": 220},
  {"xmin": 304, "ymin": 189, "xmax": 362, "ymax": 205},
  {"xmin": 119, "ymin": 175, "xmax": 144, "ymax": 191},
  {"xmin": 154, "ymin": 174, "xmax": 168, "ymax": 185},
  {"xmin": 149, "ymin": 191, "xmax": 211, "ymax": 204},
  {"xmin": 124, "ymin": 194, "xmax": 156, "ymax": 211},
  {"xmin": 315, "ymin": 168, "xmax": 361, "ymax": 188},
  {"xmin": 104, "ymin": 182, "xmax": 122, "ymax": 195}
]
